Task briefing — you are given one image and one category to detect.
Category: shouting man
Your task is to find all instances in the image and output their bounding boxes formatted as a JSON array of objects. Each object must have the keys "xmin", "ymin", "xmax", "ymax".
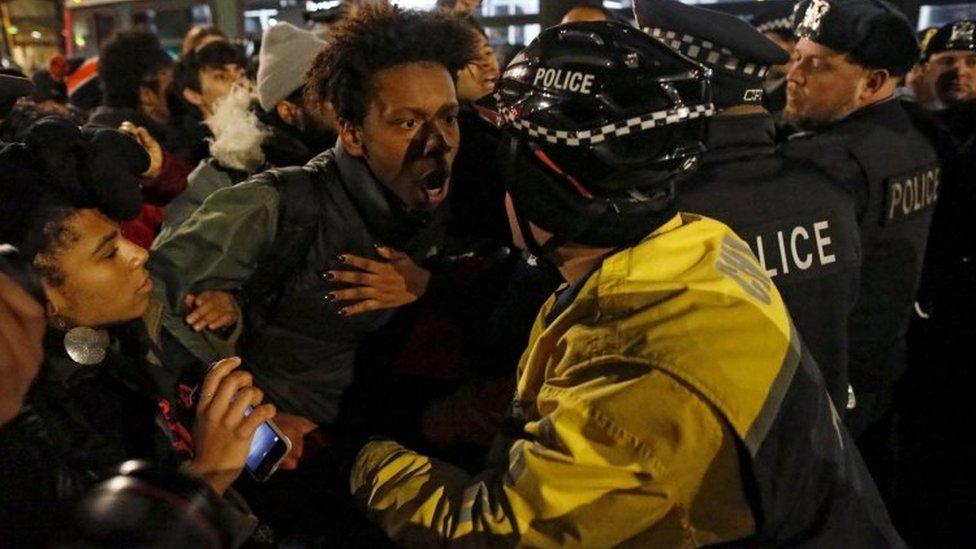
[{"xmin": 150, "ymin": 4, "xmax": 476, "ymax": 424}]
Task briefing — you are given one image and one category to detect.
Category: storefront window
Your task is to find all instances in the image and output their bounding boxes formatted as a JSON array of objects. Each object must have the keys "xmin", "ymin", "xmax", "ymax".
[
  {"xmin": 480, "ymin": 0, "xmax": 540, "ymax": 17},
  {"xmin": 484, "ymin": 23, "xmax": 540, "ymax": 47},
  {"xmin": 919, "ymin": 3, "xmax": 976, "ymax": 28}
]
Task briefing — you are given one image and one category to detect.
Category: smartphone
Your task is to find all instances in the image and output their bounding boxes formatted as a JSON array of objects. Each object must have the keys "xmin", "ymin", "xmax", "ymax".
[{"xmin": 243, "ymin": 405, "xmax": 292, "ymax": 482}]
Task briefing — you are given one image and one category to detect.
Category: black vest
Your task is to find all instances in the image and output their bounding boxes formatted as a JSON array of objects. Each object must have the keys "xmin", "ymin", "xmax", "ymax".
[
  {"xmin": 241, "ymin": 148, "xmax": 447, "ymax": 423},
  {"xmin": 680, "ymin": 114, "xmax": 862, "ymax": 411},
  {"xmin": 782, "ymin": 100, "xmax": 940, "ymax": 433}
]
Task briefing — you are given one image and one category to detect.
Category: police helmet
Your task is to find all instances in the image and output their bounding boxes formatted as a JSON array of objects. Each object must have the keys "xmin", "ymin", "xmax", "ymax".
[{"xmin": 493, "ymin": 22, "xmax": 713, "ymax": 252}]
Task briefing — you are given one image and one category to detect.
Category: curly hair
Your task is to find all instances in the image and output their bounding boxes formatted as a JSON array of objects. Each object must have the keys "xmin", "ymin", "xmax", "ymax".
[
  {"xmin": 99, "ymin": 29, "xmax": 173, "ymax": 109},
  {"xmin": 305, "ymin": 2, "xmax": 477, "ymax": 126}
]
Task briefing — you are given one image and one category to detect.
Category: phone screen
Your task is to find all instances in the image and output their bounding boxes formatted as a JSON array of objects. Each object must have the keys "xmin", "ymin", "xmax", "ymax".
[{"xmin": 243, "ymin": 405, "xmax": 290, "ymax": 479}]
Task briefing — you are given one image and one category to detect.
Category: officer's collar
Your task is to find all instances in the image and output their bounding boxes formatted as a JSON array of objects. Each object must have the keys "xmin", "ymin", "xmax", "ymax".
[
  {"xmin": 832, "ymin": 95, "xmax": 902, "ymax": 126},
  {"xmin": 702, "ymin": 113, "xmax": 777, "ymax": 163},
  {"xmin": 332, "ymin": 141, "xmax": 448, "ymax": 259}
]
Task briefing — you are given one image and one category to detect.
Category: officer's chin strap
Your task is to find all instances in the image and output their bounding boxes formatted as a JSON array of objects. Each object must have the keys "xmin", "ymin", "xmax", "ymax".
[
  {"xmin": 504, "ymin": 136, "xmax": 612, "ymax": 265},
  {"xmin": 513, "ymin": 199, "xmax": 565, "ymax": 262},
  {"xmin": 512, "ymin": 189, "xmax": 612, "ymax": 267}
]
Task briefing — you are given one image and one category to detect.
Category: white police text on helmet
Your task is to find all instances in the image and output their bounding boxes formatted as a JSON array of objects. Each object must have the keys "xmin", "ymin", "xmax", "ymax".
[{"xmin": 533, "ymin": 68, "xmax": 596, "ymax": 95}]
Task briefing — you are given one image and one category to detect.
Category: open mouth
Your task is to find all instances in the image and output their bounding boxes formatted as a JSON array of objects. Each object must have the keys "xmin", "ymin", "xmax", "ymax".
[{"xmin": 422, "ymin": 169, "xmax": 450, "ymax": 203}]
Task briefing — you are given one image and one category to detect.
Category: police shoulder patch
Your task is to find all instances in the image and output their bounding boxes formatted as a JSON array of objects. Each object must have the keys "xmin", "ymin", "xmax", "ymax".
[{"xmin": 883, "ymin": 164, "xmax": 940, "ymax": 225}]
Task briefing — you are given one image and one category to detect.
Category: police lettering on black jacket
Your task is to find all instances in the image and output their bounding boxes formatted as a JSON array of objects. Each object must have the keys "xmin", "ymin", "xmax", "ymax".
[
  {"xmin": 780, "ymin": 99, "xmax": 940, "ymax": 435},
  {"xmin": 680, "ymin": 114, "xmax": 861, "ymax": 411}
]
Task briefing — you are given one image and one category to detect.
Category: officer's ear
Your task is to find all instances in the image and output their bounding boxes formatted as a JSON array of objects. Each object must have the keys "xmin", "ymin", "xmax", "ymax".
[
  {"xmin": 339, "ymin": 118, "xmax": 365, "ymax": 157},
  {"xmin": 861, "ymin": 68, "xmax": 893, "ymax": 101}
]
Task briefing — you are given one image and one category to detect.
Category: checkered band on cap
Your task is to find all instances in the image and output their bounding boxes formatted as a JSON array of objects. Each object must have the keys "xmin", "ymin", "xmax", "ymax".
[
  {"xmin": 503, "ymin": 103, "xmax": 715, "ymax": 147},
  {"xmin": 755, "ymin": 16, "xmax": 794, "ymax": 34},
  {"xmin": 644, "ymin": 27, "xmax": 770, "ymax": 79}
]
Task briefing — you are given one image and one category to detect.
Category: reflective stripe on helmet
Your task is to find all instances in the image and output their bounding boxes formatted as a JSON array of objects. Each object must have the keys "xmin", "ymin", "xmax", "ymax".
[
  {"xmin": 644, "ymin": 27, "xmax": 771, "ymax": 80},
  {"xmin": 501, "ymin": 102, "xmax": 715, "ymax": 147}
]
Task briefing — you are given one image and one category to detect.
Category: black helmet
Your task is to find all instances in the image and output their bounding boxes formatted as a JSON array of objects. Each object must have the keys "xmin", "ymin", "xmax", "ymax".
[{"xmin": 492, "ymin": 21, "xmax": 713, "ymax": 253}]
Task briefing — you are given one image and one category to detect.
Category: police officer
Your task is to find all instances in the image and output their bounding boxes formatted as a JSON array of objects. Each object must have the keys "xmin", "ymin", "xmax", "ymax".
[
  {"xmin": 780, "ymin": 0, "xmax": 938, "ymax": 438},
  {"xmin": 921, "ymin": 20, "xmax": 976, "ymax": 111},
  {"xmin": 899, "ymin": 20, "xmax": 976, "ymax": 540},
  {"xmin": 635, "ymin": 0, "xmax": 861, "ymax": 413},
  {"xmin": 346, "ymin": 22, "xmax": 902, "ymax": 547},
  {"xmin": 912, "ymin": 20, "xmax": 976, "ymax": 330}
]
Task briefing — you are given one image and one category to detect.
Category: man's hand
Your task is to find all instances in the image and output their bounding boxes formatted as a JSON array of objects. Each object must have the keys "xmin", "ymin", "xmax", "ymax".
[
  {"xmin": 188, "ymin": 357, "xmax": 275, "ymax": 495},
  {"xmin": 0, "ymin": 273, "xmax": 45, "ymax": 426},
  {"xmin": 119, "ymin": 122, "xmax": 164, "ymax": 179},
  {"xmin": 324, "ymin": 246, "xmax": 431, "ymax": 316},
  {"xmin": 185, "ymin": 291, "xmax": 239, "ymax": 332},
  {"xmin": 273, "ymin": 412, "xmax": 318, "ymax": 470}
]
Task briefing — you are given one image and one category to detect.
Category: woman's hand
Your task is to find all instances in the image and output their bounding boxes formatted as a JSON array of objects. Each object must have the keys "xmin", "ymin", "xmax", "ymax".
[
  {"xmin": 185, "ymin": 291, "xmax": 239, "ymax": 332},
  {"xmin": 187, "ymin": 357, "xmax": 275, "ymax": 495}
]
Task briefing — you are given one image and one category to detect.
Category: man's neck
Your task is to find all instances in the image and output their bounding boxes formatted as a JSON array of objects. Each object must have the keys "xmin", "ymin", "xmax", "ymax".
[{"xmin": 553, "ymin": 244, "xmax": 616, "ymax": 285}]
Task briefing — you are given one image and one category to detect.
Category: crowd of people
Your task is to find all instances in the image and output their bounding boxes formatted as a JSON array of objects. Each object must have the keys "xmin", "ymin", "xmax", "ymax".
[{"xmin": 1, "ymin": 0, "xmax": 974, "ymax": 546}]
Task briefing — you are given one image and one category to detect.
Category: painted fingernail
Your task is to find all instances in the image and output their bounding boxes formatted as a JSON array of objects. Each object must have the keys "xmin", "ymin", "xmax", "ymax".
[
  {"xmin": 323, "ymin": 272, "xmax": 335, "ymax": 281},
  {"xmin": 335, "ymin": 255, "xmax": 346, "ymax": 263},
  {"xmin": 325, "ymin": 293, "xmax": 336, "ymax": 302}
]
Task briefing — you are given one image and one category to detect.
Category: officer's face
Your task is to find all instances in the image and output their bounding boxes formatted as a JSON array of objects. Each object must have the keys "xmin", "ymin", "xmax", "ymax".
[
  {"xmin": 925, "ymin": 50, "xmax": 976, "ymax": 106},
  {"xmin": 785, "ymin": 39, "xmax": 868, "ymax": 129},
  {"xmin": 340, "ymin": 62, "xmax": 461, "ymax": 212}
]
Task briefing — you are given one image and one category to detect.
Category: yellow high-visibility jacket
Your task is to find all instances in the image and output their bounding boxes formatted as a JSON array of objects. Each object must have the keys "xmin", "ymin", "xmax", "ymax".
[{"xmin": 349, "ymin": 213, "xmax": 890, "ymax": 547}]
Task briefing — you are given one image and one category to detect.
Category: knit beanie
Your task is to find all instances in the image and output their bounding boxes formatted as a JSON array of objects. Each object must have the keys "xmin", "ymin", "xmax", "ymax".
[{"xmin": 256, "ymin": 23, "xmax": 327, "ymax": 112}]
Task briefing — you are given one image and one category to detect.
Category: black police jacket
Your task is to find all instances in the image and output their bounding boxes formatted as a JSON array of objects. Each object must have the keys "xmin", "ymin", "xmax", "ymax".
[
  {"xmin": 679, "ymin": 113, "xmax": 861, "ymax": 411},
  {"xmin": 781, "ymin": 99, "xmax": 940, "ymax": 433},
  {"xmin": 907, "ymin": 101, "xmax": 976, "ymax": 328}
]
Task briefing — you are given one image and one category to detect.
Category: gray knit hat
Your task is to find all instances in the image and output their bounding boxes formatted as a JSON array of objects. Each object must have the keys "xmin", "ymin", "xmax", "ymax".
[{"xmin": 257, "ymin": 22, "xmax": 327, "ymax": 112}]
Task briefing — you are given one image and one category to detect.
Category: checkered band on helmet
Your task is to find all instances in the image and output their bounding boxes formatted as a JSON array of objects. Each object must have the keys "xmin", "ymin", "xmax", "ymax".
[
  {"xmin": 502, "ymin": 102, "xmax": 715, "ymax": 147},
  {"xmin": 755, "ymin": 16, "xmax": 794, "ymax": 34},
  {"xmin": 644, "ymin": 27, "xmax": 770, "ymax": 79}
]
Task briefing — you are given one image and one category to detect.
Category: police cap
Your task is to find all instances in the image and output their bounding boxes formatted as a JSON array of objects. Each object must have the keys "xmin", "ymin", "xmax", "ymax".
[
  {"xmin": 752, "ymin": 1, "xmax": 797, "ymax": 39},
  {"xmin": 793, "ymin": 0, "xmax": 919, "ymax": 77},
  {"xmin": 634, "ymin": 0, "xmax": 789, "ymax": 107},
  {"xmin": 924, "ymin": 20, "xmax": 976, "ymax": 60}
]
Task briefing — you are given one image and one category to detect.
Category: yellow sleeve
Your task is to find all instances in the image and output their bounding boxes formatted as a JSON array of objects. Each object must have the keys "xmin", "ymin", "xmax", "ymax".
[{"xmin": 350, "ymin": 368, "xmax": 755, "ymax": 547}]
